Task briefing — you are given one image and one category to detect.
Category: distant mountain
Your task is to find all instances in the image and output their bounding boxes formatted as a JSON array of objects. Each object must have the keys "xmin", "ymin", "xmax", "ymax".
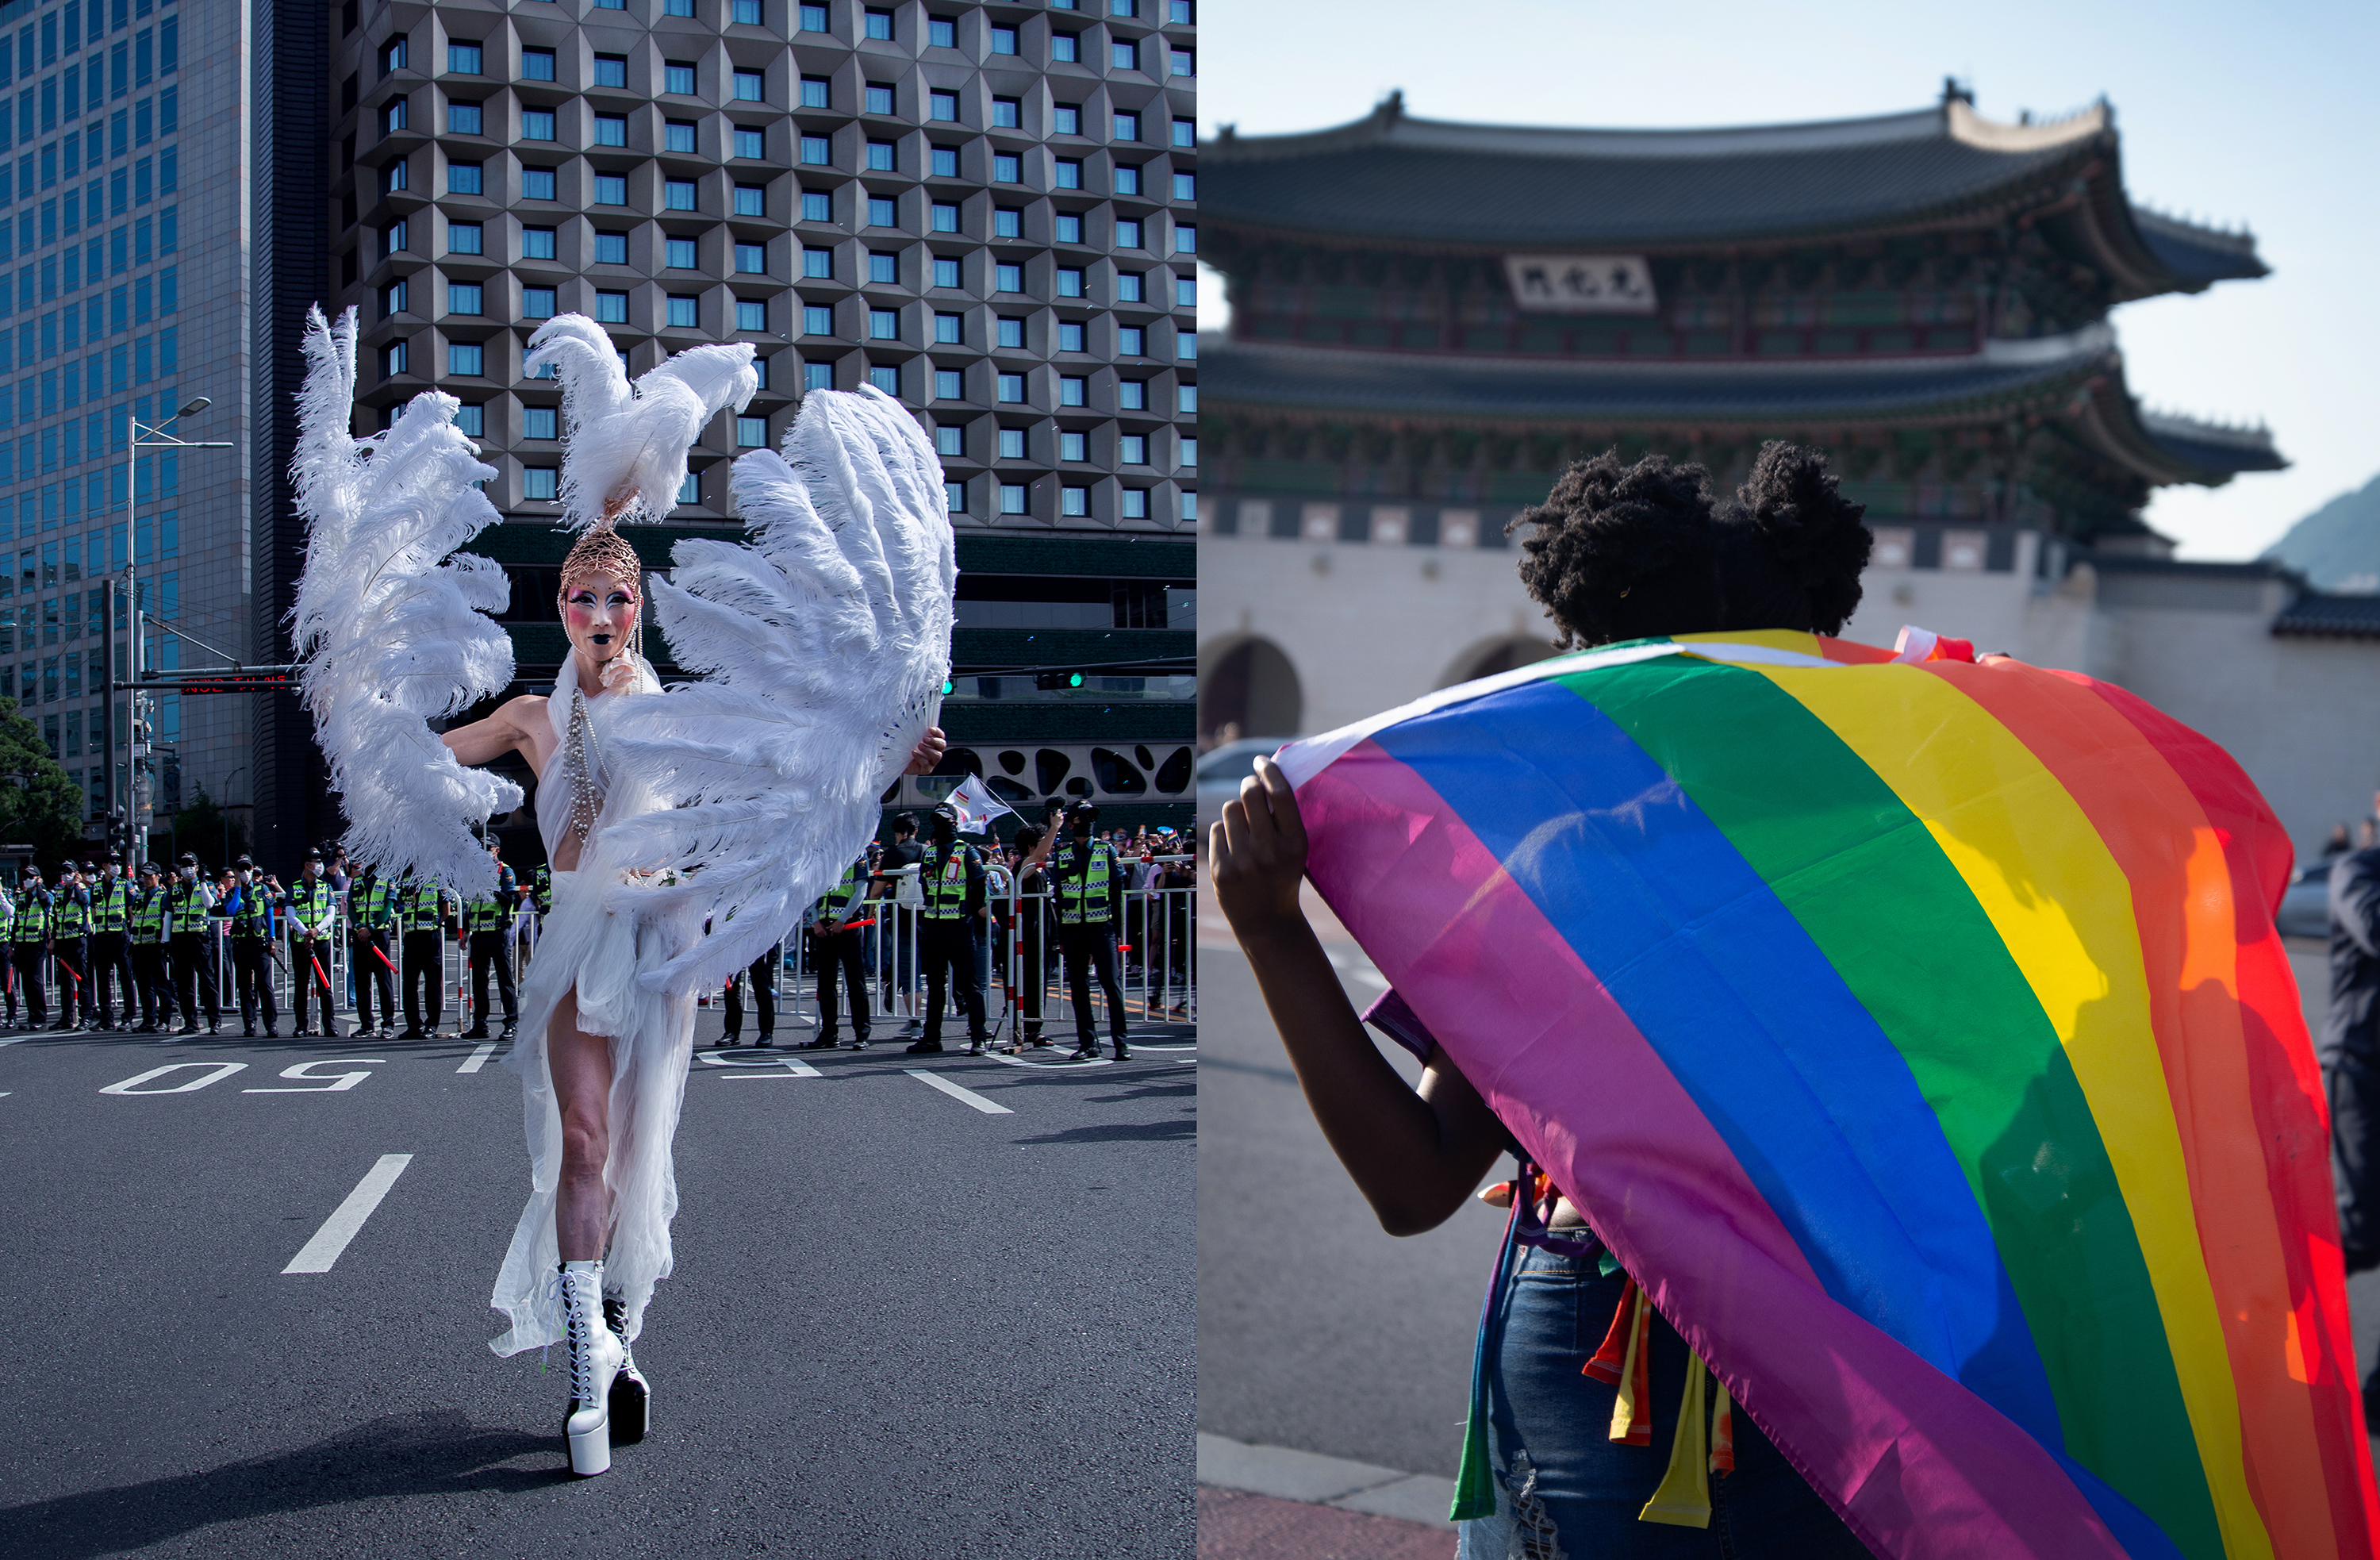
[{"xmin": 2264, "ymin": 472, "xmax": 2380, "ymax": 592}]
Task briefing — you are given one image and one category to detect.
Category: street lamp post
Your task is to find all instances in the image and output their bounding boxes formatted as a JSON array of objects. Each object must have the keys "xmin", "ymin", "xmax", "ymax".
[{"xmin": 113, "ymin": 397, "xmax": 231, "ymax": 865}]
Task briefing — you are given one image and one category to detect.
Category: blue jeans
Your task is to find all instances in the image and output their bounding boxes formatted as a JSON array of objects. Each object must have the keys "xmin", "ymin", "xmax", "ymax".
[{"xmin": 1457, "ymin": 1243, "xmax": 1867, "ymax": 1559}]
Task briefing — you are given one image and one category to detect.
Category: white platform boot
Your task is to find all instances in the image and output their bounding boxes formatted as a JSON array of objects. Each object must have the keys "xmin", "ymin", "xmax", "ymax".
[
  {"xmin": 604, "ymin": 1296, "xmax": 650, "ymax": 1446},
  {"xmin": 559, "ymin": 1260, "xmax": 625, "ymax": 1477}
]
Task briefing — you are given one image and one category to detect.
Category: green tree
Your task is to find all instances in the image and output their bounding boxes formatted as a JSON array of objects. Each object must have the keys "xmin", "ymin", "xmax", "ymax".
[{"xmin": 0, "ymin": 696, "xmax": 90, "ymax": 871}]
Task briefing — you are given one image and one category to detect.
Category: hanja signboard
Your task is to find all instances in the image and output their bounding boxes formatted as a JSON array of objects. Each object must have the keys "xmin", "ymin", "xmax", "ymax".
[{"xmin": 1503, "ymin": 254, "xmax": 1659, "ymax": 314}]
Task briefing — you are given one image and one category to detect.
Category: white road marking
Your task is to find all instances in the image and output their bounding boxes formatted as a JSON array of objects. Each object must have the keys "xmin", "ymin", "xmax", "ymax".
[
  {"xmin": 904, "ymin": 1069, "xmax": 1014, "ymax": 1114},
  {"xmin": 458, "ymin": 1043, "xmax": 497, "ymax": 1074},
  {"xmin": 981, "ymin": 1050, "xmax": 1111, "ymax": 1071},
  {"xmin": 283, "ymin": 1154, "xmax": 413, "ymax": 1274},
  {"xmin": 101, "ymin": 1061, "xmax": 248, "ymax": 1095},
  {"xmin": 720, "ymin": 1056, "xmax": 822, "ymax": 1077},
  {"xmin": 0, "ymin": 1035, "xmax": 31, "ymax": 1047},
  {"xmin": 244, "ymin": 1059, "xmax": 385, "ymax": 1093}
]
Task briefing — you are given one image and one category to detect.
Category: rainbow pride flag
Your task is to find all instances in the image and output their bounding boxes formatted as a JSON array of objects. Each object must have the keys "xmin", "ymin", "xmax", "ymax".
[{"xmin": 1277, "ymin": 629, "xmax": 2378, "ymax": 1558}]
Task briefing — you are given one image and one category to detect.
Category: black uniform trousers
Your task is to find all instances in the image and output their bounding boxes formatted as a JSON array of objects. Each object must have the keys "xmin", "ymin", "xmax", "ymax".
[
  {"xmin": 352, "ymin": 928, "xmax": 395, "ymax": 1032},
  {"xmin": 722, "ymin": 944, "xmax": 779, "ymax": 1040},
  {"xmin": 1058, "ymin": 921, "xmax": 1126, "ymax": 1051},
  {"xmin": 290, "ymin": 934, "xmax": 336, "ymax": 1034},
  {"xmin": 52, "ymin": 936, "xmax": 88, "ymax": 1026},
  {"xmin": 129, "ymin": 939, "xmax": 167, "ymax": 1028},
  {"xmin": 171, "ymin": 930, "xmax": 220, "ymax": 1028},
  {"xmin": 401, "ymin": 929, "xmax": 445, "ymax": 1034},
  {"xmin": 920, "ymin": 916, "xmax": 986, "ymax": 1045},
  {"xmin": 812, "ymin": 928, "xmax": 869, "ymax": 1042},
  {"xmin": 11, "ymin": 940, "xmax": 44, "ymax": 1026},
  {"xmin": 90, "ymin": 931, "xmax": 133, "ymax": 1027},
  {"xmin": 232, "ymin": 937, "xmax": 278, "ymax": 1034},
  {"xmin": 467, "ymin": 928, "xmax": 516, "ymax": 1033}
]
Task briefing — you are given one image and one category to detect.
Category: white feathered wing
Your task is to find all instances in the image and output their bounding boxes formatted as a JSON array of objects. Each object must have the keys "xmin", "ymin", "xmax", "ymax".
[
  {"xmin": 290, "ymin": 305, "xmax": 517, "ymax": 898},
  {"xmin": 520, "ymin": 313, "xmax": 758, "ymax": 529},
  {"xmin": 593, "ymin": 385, "xmax": 954, "ymax": 997}
]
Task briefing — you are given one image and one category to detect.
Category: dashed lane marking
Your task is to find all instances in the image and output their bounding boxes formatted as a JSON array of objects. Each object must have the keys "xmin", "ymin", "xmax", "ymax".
[
  {"xmin": 283, "ymin": 1154, "xmax": 413, "ymax": 1274},
  {"xmin": 904, "ymin": 1069, "xmax": 1015, "ymax": 1114},
  {"xmin": 458, "ymin": 1043, "xmax": 497, "ymax": 1074}
]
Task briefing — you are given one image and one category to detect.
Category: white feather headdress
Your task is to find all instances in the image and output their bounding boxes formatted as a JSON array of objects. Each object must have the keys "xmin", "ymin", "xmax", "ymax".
[{"xmin": 521, "ymin": 315, "xmax": 759, "ymax": 530}]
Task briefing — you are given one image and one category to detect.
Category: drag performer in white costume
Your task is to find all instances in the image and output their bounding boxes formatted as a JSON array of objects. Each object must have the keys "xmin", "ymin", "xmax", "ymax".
[{"xmin": 289, "ymin": 306, "xmax": 954, "ymax": 1476}]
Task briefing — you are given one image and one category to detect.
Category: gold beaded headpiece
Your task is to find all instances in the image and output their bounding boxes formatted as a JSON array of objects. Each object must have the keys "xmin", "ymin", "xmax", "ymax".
[{"xmin": 559, "ymin": 525, "xmax": 645, "ymax": 595}]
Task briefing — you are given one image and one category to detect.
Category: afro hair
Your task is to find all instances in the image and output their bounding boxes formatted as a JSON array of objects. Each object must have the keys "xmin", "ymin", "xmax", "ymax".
[
  {"xmin": 1507, "ymin": 451, "xmax": 1724, "ymax": 650},
  {"xmin": 1715, "ymin": 441, "xmax": 1872, "ymax": 636}
]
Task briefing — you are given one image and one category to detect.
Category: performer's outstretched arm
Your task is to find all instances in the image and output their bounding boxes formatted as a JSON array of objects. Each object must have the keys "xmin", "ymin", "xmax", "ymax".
[{"xmin": 1212, "ymin": 756, "xmax": 1507, "ymax": 1236}]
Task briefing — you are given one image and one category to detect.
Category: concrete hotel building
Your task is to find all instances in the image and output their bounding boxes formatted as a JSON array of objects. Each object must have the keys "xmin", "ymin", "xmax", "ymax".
[{"xmin": 245, "ymin": 0, "xmax": 1200, "ymax": 863}]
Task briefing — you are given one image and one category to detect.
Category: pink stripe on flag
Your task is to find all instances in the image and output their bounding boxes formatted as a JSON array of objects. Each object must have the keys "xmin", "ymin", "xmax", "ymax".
[{"xmin": 1298, "ymin": 739, "xmax": 2126, "ymax": 1558}]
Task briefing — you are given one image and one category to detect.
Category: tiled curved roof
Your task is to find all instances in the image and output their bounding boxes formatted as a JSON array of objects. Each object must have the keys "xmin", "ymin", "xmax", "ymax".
[{"xmin": 2272, "ymin": 593, "xmax": 2380, "ymax": 638}]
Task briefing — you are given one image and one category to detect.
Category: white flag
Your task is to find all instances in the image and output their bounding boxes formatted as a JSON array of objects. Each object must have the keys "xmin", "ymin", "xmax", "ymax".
[{"xmin": 946, "ymin": 774, "xmax": 1015, "ymax": 836}]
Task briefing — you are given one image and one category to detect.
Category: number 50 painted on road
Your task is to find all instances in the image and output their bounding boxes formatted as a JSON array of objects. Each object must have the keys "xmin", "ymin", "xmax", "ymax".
[{"xmin": 99, "ymin": 1059, "xmax": 386, "ymax": 1095}]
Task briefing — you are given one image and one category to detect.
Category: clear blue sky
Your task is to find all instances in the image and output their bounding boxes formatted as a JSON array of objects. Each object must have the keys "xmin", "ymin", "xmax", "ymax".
[{"xmin": 1196, "ymin": 0, "xmax": 2378, "ymax": 559}]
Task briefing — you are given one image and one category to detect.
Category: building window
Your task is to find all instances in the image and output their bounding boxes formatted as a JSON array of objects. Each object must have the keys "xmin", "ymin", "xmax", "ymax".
[
  {"xmin": 1054, "ymin": 105, "xmax": 1081, "ymax": 135},
  {"xmin": 868, "ymin": 365, "xmax": 899, "ymax": 395},
  {"xmin": 665, "ymin": 63, "xmax": 697, "ymax": 96},
  {"xmin": 386, "ymin": 98, "xmax": 409, "ymax": 133},
  {"xmin": 456, "ymin": 404, "xmax": 486, "ymax": 436},
  {"xmin": 799, "ymin": 2, "xmax": 829, "ymax": 29},
  {"xmin": 868, "ymin": 251, "xmax": 899, "ymax": 283},
  {"xmin": 596, "ymin": 291, "xmax": 628, "ymax": 323},
  {"xmin": 1058, "ymin": 375, "xmax": 1087, "ymax": 405},
  {"xmin": 1052, "ymin": 33, "xmax": 1078, "ymax": 63},
  {"xmin": 666, "ymin": 120, "xmax": 697, "ymax": 153},
  {"xmin": 734, "ymin": 185, "xmax": 766, "ymax": 217},
  {"xmin": 1173, "ymin": 225, "xmax": 1197, "ymax": 254},
  {"xmin": 1055, "ymin": 159, "xmax": 1082, "ymax": 190},
  {"xmin": 1116, "ymin": 271, "xmax": 1142, "ymax": 302},
  {"xmin": 1054, "ymin": 268, "xmax": 1084, "ymax": 299},
  {"xmin": 664, "ymin": 179, "xmax": 697, "ymax": 210},
  {"xmin": 383, "ymin": 36, "xmax": 409, "ymax": 76},
  {"xmin": 1170, "ymin": 48, "xmax": 1195, "ymax": 77},
  {"xmin": 866, "ymin": 140, "xmax": 895, "ymax": 171},
  {"xmin": 670, "ymin": 0, "xmax": 698, "ymax": 14},
  {"xmin": 933, "ymin": 256, "xmax": 962, "ymax": 287},
  {"xmin": 993, "ymin": 208, "xmax": 1021, "ymax": 238},
  {"xmin": 1119, "ymin": 433, "xmax": 1147, "ymax": 463},
  {"xmin": 996, "ymin": 317, "xmax": 1026, "ymax": 348},
  {"xmin": 523, "ymin": 286, "xmax": 556, "ymax": 319},
  {"xmin": 522, "ymin": 109, "xmax": 555, "ymax": 140},
  {"xmin": 1173, "ymin": 118, "xmax": 1196, "ymax": 148},
  {"xmin": 800, "ymin": 136, "xmax": 831, "ymax": 166},
  {"xmin": 1060, "ymin": 430, "xmax": 1087, "ymax": 460},
  {"xmin": 866, "ymin": 197, "xmax": 896, "ymax": 227},
  {"xmin": 1119, "ymin": 379, "xmax": 1145, "ymax": 409},
  {"xmin": 934, "ymin": 312, "xmax": 962, "ymax": 344},
  {"xmin": 523, "ymin": 226, "xmax": 558, "ymax": 259},
  {"xmin": 1122, "ymin": 488, "xmax": 1148, "ymax": 520},
  {"xmin": 597, "ymin": 232, "xmax": 629, "ymax": 263},
  {"xmin": 931, "ymin": 202, "xmax": 958, "ymax": 232},
  {"xmin": 936, "ymin": 425, "xmax": 964, "ymax": 456},
  {"xmin": 593, "ymin": 115, "xmax": 627, "ymax": 148},
  {"xmin": 804, "ymin": 248, "xmax": 834, "ymax": 279},
  {"xmin": 998, "ymin": 428, "xmax": 1027, "ymax": 458},
  {"xmin": 1115, "ymin": 165, "xmax": 1142, "ymax": 196},
  {"xmin": 934, "ymin": 368, "xmax": 962, "ymax": 400},
  {"xmin": 678, "ymin": 473, "xmax": 701, "ymax": 504},
  {"xmin": 448, "ymin": 282, "xmax": 483, "ymax": 315},
  {"xmin": 1117, "ymin": 325, "xmax": 1143, "ymax": 356},
  {"xmin": 383, "ymin": 279, "xmax": 409, "ymax": 316},
  {"xmin": 735, "ymin": 242, "xmax": 766, "ymax": 274},
  {"xmin": 735, "ymin": 0, "xmax": 762, "ymax": 21},
  {"xmin": 1113, "ymin": 111, "xmax": 1138, "ymax": 141},
  {"xmin": 999, "ymin": 483, "xmax": 1026, "ymax": 515},
  {"xmin": 1111, "ymin": 40, "xmax": 1138, "ymax": 71},
  {"xmin": 1177, "ymin": 331, "xmax": 1197, "ymax": 360},
  {"xmin": 735, "ymin": 299, "xmax": 766, "ymax": 332},
  {"xmin": 524, "ymin": 467, "xmax": 559, "ymax": 500},
  {"xmin": 1177, "ymin": 384, "xmax": 1197, "ymax": 413},
  {"xmin": 447, "ymin": 341, "xmax": 485, "ymax": 375},
  {"xmin": 1173, "ymin": 171, "xmax": 1196, "ymax": 202},
  {"xmin": 522, "ymin": 167, "xmax": 556, "ymax": 200},
  {"xmin": 1174, "ymin": 273, "xmax": 1196, "ymax": 307},
  {"xmin": 748, "ymin": 71, "xmax": 779, "ymax": 105},
  {"xmin": 666, "ymin": 237, "xmax": 698, "ymax": 267},
  {"xmin": 992, "ymin": 152, "xmax": 1020, "ymax": 183},
  {"xmin": 801, "ymin": 190, "xmax": 832, "ymax": 221},
  {"xmin": 929, "ymin": 90, "xmax": 958, "ymax": 121},
  {"xmin": 448, "ymin": 41, "xmax": 483, "ymax": 75},
  {"xmin": 928, "ymin": 16, "xmax": 956, "ymax": 47},
  {"xmin": 804, "ymin": 361, "xmax": 834, "ymax": 393},
  {"xmin": 522, "ymin": 48, "xmax": 555, "ymax": 83},
  {"xmin": 946, "ymin": 481, "xmax": 966, "ymax": 513},
  {"xmin": 1058, "ymin": 321, "xmax": 1085, "ymax": 352},
  {"xmin": 448, "ymin": 160, "xmax": 483, "ymax": 194},
  {"xmin": 1115, "ymin": 218, "xmax": 1142, "ymax": 250},
  {"xmin": 865, "ymin": 7, "xmax": 894, "ymax": 37},
  {"xmin": 1056, "ymin": 214, "xmax": 1083, "ymax": 244},
  {"xmin": 989, "ymin": 25, "xmax": 1017, "ymax": 53},
  {"xmin": 449, "ymin": 221, "xmax": 484, "ymax": 255},
  {"xmin": 735, "ymin": 415, "xmax": 767, "ymax": 447},
  {"xmin": 866, "ymin": 84, "xmax": 895, "ymax": 116},
  {"xmin": 868, "ymin": 308, "xmax": 899, "ymax": 340},
  {"xmin": 735, "ymin": 127, "xmax": 766, "ymax": 159},
  {"xmin": 386, "ymin": 159, "xmax": 412, "ymax": 194},
  {"xmin": 992, "ymin": 96, "xmax": 1021, "ymax": 129},
  {"xmin": 994, "ymin": 263, "xmax": 1022, "ymax": 293},
  {"xmin": 1058, "ymin": 486, "xmax": 1087, "ymax": 517},
  {"xmin": 447, "ymin": 102, "xmax": 482, "ymax": 135},
  {"xmin": 804, "ymin": 304, "xmax": 833, "ymax": 334},
  {"xmin": 1180, "ymin": 437, "xmax": 1197, "ymax": 467},
  {"xmin": 996, "ymin": 372, "xmax": 1023, "ymax": 402},
  {"xmin": 666, "ymin": 295, "xmax": 698, "ymax": 329},
  {"xmin": 595, "ymin": 174, "xmax": 628, "ymax": 204}
]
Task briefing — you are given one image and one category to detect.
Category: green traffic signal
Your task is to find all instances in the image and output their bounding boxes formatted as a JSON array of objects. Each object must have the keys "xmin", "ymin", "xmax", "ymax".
[{"xmin": 1069, "ymin": 672, "xmax": 1084, "ymax": 687}]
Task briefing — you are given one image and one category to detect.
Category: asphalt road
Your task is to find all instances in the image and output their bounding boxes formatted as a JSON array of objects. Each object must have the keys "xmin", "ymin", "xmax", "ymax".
[
  {"xmin": 1199, "ymin": 932, "xmax": 2380, "ymax": 1481},
  {"xmin": 0, "ymin": 1006, "xmax": 1195, "ymax": 1558}
]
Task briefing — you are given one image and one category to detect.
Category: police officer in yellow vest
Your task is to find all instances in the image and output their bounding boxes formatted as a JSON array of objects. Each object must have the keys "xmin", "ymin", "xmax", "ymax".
[
  {"xmin": 806, "ymin": 854, "xmax": 874, "ymax": 1051},
  {"xmin": 127, "ymin": 862, "xmax": 171, "ymax": 1033},
  {"xmin": 90, "ymin": 857, "xmax": 136, "ymax": 1032},
  {"xmin": 49, "ymin": 865, "xmax": 92, "ymax": 1031},
  {"xmin": 461, "ymin": 841, "xmax": 519, "ymax": 1042},
  {"xmin": 286, "ymin": 848, "xmax": 341, "ymax": 1038},
  {"xmin": 10, "ymin": 866, "xmax": 52, "ymax": 1030},
  {"xmin": 907, "ymin": 802, "xmax": 989, "ymax": 1055},
  {"xmin": 1052, "ymin": 799, "xmax": 1130, "ymax": 1062},
  {"xmin": 397, "ymin": 871, "xmax": 457, "ymax": 1039},
  {"xmin": 225, "ymin": 856, "xmax": 282, "ymax": 1038},
  {"xmin": 347, "ymin": 862, "xmax": 397, "ymax": 1037},
  {"xmin": 167, "ymin": 851, "xmax": 222, "ymax": 1036}
]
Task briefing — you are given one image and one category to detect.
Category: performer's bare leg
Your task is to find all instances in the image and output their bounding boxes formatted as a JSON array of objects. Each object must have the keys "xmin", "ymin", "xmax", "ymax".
[{"xmin": 549, "ymin": 989, "xmax": 613, "ymax": 1262}]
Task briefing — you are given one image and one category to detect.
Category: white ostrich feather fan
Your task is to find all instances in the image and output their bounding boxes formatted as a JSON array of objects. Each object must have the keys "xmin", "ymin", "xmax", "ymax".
[
  {"xmin": 520, "ymin": 314, "xmax": 758, "ymax": 528},
  {"xmin": 593, "ymin": 385, "xmax": 956, "ymax": 998},
  {"xmin": 290, "ymin": 305, "xmax": 517, "ymax": 897}
]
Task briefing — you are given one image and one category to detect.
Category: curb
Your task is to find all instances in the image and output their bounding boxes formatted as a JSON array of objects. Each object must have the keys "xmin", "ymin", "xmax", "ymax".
[{"xmin": 1196, "ymin": 1431, "xmax": 1457, "ymax": 1530}]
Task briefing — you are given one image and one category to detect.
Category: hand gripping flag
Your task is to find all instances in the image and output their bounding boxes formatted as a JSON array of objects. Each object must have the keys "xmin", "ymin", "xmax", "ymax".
[{"xmin": 1275, "ymin": 628, "xmax": 2378, "ymax": 1560}]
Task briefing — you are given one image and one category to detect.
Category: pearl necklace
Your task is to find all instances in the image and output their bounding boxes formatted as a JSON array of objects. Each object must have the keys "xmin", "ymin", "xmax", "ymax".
[{"xmin": 564, "ymin": 686, "xmax": 604, "ymax": 844}]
